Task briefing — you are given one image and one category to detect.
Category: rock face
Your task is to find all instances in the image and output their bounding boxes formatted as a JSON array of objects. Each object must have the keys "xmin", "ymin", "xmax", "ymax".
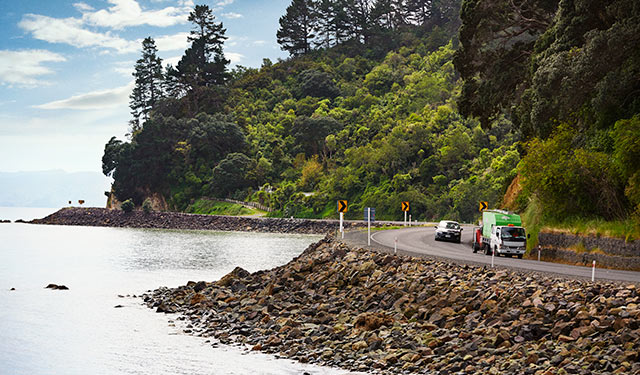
[
  {"xmin": 143, "ymin": 236, "xmax": 640, "ymax": 374},
  {"xmin": 30, "ymin": 207, "xmax": 379, "ymax": 234},
  {"xmin": 539, "ymin": 231, "xmax": 640, "ymax": 270}
]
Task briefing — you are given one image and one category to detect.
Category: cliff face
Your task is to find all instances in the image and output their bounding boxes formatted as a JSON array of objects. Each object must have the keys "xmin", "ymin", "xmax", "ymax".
[{"xmin": 106, "ymin": 191, "xmax": 168, "ymax": 211}]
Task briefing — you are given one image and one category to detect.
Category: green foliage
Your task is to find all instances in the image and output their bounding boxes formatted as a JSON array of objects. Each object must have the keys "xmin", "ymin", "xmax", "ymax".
[
  {"xmin": 457, "ymin": 0, "xmax": 640, "ymax": 139},
  {"xmin": 186, "ymin": 199, "xmax": 258, "ymax": 216},
  {"xmin": 142, "ymin": 198, "xmax": 153, "ymax": 213},
  {"xmin": 209, "ymin": 153, "xmax": 252, "ymax": 197},
  {"xmin": 518, "ymin": 125, "xmax": 626, "ymax": 221},
  {"xmin": 121, "ymin": 199, "xmax": 134, "ymax": 213}
]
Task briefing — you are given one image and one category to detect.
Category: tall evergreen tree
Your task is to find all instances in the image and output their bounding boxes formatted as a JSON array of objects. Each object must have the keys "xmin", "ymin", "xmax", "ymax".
[
  {"xmin": 129, "ymin": 37, "xmax": 164, "ymax": 133},
  {"xmin": 314, "ymin": 0, "xmax": 337, "ymax": 49},
  {"xmin": 174, "ymin": 5, "xmax": 229, "ymax": 88},
  {"xmin": 277, "ymin": 0, "xmax": 317, "ymax": 56}
]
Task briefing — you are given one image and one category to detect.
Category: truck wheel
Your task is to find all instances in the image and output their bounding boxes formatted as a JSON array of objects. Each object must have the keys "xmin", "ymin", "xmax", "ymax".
[
  {"xmin": 484, "ymin": 244, "xmax": 490, "ymax": 256},
  {"xmin": 472, "ymin": 242, "xmax": 477, "ymax": 253}
]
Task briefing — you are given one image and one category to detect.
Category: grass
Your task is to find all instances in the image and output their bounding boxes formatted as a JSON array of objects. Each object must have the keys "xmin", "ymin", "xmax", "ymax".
[
  {"xmin": 370, "ymin": 225, "xmax": 404, "ymax": 231},
  {"xmin": 186, "ymin": 199, "xmax": 265, "ymax": 216},
  {"xmin": 521, "ymin": 195, "xmax": 640, "ymax": 244},
  {"xmin": 542, "ymin": 217, "xmax": 640, "ymax": 242}
]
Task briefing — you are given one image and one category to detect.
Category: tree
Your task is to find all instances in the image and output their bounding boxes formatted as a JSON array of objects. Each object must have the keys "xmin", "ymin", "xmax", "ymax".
[
  {"xmin": 130, "ymin": 37, "xmax": 164, "ymax": 133},
  {"xmin": 173, "ymin": 5, "xmax": 229, "ymax": 89},
  {"xmin": 277, "ymin": 0, "xmax": 316, "ymax": 56},
  {"xmin": 454, "ymin": 0, "xmax": 558, "ymax": 129},
  {"xmin": 292, "ymin": 116, "xmax": 343, "ymax": 157},
  {"xmin": 209, "ymin": 153, "xmax": 252, "ymax": 197}
]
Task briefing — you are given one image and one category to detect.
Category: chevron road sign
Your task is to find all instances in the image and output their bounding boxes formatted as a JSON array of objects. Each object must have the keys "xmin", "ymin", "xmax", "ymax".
[
  {"xmin": 401, "ymin": 201, "xmax": 410, "ymax": 212},
  {"xmin": 337, "ymin": 200, "xmax": 348, "ymax": 213},
  {"xmin": 479, "ymin": 201, "xmax": 488, "ymax": 211}
]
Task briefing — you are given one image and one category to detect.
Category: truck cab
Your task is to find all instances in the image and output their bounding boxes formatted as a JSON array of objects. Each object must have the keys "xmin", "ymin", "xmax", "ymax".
[{"xmin": 490, "ymin": 224, "xmax": 527, "ymax": 258}]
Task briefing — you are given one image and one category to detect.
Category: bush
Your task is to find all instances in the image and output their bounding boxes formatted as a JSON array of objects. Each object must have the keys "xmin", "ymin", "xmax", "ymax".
[
  {"xmin": 121, "ymin": 199, "xmax": 134, "ymax": 213},
  {"xmin": 142, "ymin": 198, "xmax": 153, "ymax": 213}
]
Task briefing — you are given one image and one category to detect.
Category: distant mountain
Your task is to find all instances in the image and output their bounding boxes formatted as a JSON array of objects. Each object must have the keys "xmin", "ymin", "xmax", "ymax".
[{"xmin": 0, "ymin": 170, "xmax": 111, "ymax": 208}]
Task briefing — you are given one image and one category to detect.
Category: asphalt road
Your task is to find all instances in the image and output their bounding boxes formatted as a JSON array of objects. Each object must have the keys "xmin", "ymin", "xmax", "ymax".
[{"xmin": 345, "ymin": 225, "xmax": 640, "ymax": 283}]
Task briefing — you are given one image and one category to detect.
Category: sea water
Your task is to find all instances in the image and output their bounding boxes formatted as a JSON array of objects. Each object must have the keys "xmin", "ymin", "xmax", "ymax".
[{"xmin": 0, "ymin": 208, "xmax": 343, "ymax": 375}]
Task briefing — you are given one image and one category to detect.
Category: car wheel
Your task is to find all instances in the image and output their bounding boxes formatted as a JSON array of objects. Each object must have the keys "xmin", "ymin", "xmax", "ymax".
[{"xmin": 518, "ymin": 254, "xmax": 523, "ymax": 259}]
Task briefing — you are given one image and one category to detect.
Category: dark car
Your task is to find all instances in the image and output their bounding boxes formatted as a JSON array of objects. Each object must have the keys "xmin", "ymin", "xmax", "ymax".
[{"xmin": 434, "ymin": 220, "xmax": 462, "ymax": 243}]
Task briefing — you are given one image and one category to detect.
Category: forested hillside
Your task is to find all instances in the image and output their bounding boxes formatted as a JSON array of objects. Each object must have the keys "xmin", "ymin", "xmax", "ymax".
[
  {"xmin": 456, "ymin": 0, "xmax": 640, "ymax": 229},
  {"xmin": 102, "ymin": 0, "xmax": 640, "ymax": 228}
]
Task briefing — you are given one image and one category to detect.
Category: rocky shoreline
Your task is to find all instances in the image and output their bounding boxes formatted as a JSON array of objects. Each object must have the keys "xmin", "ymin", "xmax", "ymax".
[
  {"xmin": 143, "ymin": 236, "xmax": 640, "ymax": 374},
  {"xmin": 29, "ymin": 207, "xmax": 379, "ymax": 234}
]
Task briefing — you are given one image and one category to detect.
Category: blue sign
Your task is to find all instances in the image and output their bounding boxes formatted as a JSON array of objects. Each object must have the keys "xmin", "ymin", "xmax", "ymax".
[{"xmin": 364, "ymin": 207, "xmax": 376, "ymax": 222}]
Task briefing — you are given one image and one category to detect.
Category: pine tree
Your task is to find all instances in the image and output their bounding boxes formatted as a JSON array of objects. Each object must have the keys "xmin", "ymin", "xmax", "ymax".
[
  {"xmin": 129, "ymin": 37, "xmax": 164, "ymax": 134},
  {"xmin": 173, "ymin": 5, "xmax": 229, "ymax": 89},
  {"xmin": 277, "ymin": 0, "xmax": 317, "ymax": 56}
]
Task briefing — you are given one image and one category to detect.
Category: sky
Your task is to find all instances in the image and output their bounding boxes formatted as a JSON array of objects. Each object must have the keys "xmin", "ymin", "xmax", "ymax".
[{"xmin": 0, "ymin": 0, "xmax": 290, "ymax": 174}]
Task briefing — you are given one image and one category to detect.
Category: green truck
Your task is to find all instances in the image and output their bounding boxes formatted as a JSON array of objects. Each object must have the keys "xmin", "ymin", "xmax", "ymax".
[{"xmin": 472, "ymin": 210, "xmax": 528, "ymax": 258}]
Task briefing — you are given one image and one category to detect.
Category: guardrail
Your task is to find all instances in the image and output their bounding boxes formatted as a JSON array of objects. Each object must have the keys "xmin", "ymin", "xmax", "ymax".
[{"xmin": 223, "ymin": 198, "xmax": 272, "ymax": 212}]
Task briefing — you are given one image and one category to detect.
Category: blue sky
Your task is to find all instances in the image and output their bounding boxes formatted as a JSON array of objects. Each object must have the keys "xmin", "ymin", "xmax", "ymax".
[{"xmin": 0, "ymin": 0, "xmax": 290, "ymax": 173}]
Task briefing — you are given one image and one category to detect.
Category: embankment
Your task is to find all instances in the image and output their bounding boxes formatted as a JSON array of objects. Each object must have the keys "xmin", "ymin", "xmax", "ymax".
[
  {"xmin": 29, "ymin": 207, "xmax": 375, "ymax": 234},
  {"xmin": 144, "ymin": 236, "xmax": 640, "ymax": 374},
  {"xmin": 538, "ymin": 231, "xmax": 640, "ymax": 271}
]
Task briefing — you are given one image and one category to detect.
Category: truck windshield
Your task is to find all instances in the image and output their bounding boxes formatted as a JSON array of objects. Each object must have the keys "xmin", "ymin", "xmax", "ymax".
[
  {"xmin": 501, "ymin": 227, "xmax": 525, "ymax": 240},
  {"xmin": 446, "ymin": 222, "xmax": 460, "ymax": 229}
]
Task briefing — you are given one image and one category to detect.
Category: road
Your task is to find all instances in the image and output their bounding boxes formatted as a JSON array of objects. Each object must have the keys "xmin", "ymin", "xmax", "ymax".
[{"xmin": 344, "ymin": 225, "xmax": 640, "ymax": 283}]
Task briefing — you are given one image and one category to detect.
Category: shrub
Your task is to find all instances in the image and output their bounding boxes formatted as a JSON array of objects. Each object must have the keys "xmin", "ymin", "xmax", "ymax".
[
  {"xmin": 121, "ymin": 199, "xmax": 134, "ymax": 213},
  {"xmin": 142, "ymin": 198, "xmax": 153, "ymax": 213}
]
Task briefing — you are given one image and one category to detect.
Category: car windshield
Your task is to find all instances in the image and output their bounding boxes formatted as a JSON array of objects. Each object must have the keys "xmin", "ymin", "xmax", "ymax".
[
  {"xmin": 501, "ymin": 227, "xmax": 525, "ymax": 240},
  {"xmin": 445, "ymin": 222, "xmax": 460, "ymax": 229}
]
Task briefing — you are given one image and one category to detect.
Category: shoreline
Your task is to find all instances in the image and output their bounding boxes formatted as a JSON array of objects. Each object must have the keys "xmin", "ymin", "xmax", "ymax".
[
  {"xmin": 28, "ymin": 207, "xmax": 381, "ymax": 235},
  {"xmin": 144, "ymin": 236, "xmax": 640, "ymax": 374}
]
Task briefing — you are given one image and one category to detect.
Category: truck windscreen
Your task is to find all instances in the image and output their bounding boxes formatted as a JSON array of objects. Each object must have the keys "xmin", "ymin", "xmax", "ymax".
[{"xmin": 501, "ymin": 227, "xmax": 525, "ymax": 240}]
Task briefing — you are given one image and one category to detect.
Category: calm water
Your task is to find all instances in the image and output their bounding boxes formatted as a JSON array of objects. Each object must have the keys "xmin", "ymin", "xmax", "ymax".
[{"xmin": 0, "ymin": 208, "xmax": 342, "ymax": 375}]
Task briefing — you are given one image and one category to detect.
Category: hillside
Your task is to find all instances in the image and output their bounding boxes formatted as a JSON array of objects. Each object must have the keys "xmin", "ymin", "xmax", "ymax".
[{"xmin": 102, "ymin": 0, "xmax": 640, "ymax": 231}]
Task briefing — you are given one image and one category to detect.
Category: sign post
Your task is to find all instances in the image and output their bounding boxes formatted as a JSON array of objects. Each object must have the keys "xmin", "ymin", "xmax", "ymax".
[
  {"xmin": 367, "ymin": 208, "xmax": 371, "ymax": 246},
  {"xmin": 401, "ymin": 201, "xmax": 410, "ymax": 226},
  {"xmin": 337, "ymin": 200, "xmax": 348, "ymax": 239}
]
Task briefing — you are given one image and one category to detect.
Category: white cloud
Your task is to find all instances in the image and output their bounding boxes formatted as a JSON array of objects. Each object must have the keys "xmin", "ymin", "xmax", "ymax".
[
  {"xmin": 155, "ymin": 32, "xmax": 189, "ymax": 52},
  {"xmin": 222, "ymin": 12, "xmax": 243, "ymax": 19},
  {"xmin": 19, "ymin": 14, "xmax": 138, "ymax": 53},
  {"xmin": 80, "ymin": 0, "xmax": 191, "ymax": 29},
  {"xmin": 163, "ymin": 55, "xmax": 182, "ymax": 68},
  {"xmin": 216, "ymin": 0, "xmax": 234, "ymax": 6},
  {"xmin": 253, "ymin": 40, "xmax": 267, "ymax": 46},
  {"xmin": 113, "ymin": 60, "xmax": 134, "ymax": 77},
  {"xmin": 34, "ymin": 82, "xmax": 133, "ymax": 110},
  {"xmin": 73, "ymin": 2, "xmax": 94, "ymax": 12},
  {"xmin": 226, "ymin": 52, "xmax": 244, "ymax": 65},
  {"xmin": 0, "ymin": 49, "xmax": 66, "ymax": 87}
]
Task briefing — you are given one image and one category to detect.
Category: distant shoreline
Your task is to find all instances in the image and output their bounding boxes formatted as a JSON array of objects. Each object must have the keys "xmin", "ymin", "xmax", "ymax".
[{"xmin": 29, "ymin": 207, "xmax": 378, "ymax": 234}]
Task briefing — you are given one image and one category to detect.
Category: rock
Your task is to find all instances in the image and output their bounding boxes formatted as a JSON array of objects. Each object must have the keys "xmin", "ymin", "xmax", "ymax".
[
  {"xmin": 193, "ymin": 281, "xmax": 207, "ymax": 293},
  {"xmin": 138, "ymin": 236, "xmax": 640, "ymax": 375},
  {"xmin": 10, "ymin": 287, "xmax": 15, "ymax": 291},
  {"xmin": 353, "ymin": 312, "xmax": 393, "ymax": 331},
  {"xmin": 114, "ymin": 305, "xmax": 124, "ymax": 308},
  {"xmin": 45, "ymin": 284, "xmax": 68, "ymax": 290}
]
